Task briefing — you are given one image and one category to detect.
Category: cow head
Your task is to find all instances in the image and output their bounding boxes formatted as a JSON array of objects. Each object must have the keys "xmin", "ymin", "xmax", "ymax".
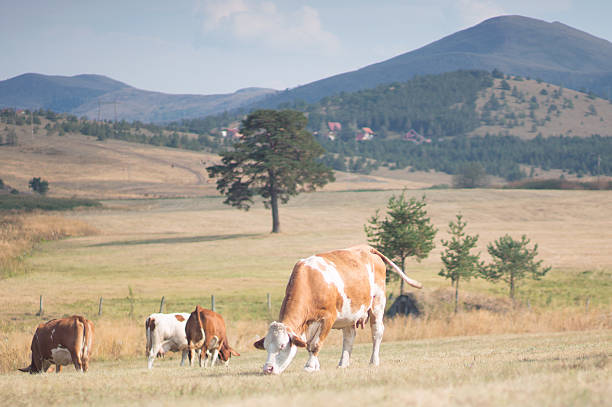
[
  {"xmin": 219, "ymin": 342, "xmax": 240, "ymax": 363},
  {"xmin": 253, "ymin": 321, "xmax": 306, "ymax": 375}
]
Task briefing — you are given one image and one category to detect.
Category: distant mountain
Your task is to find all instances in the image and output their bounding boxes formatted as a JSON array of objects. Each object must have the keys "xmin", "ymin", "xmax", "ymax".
[
  {"xmin": 0, "ymin": 73, "xmax": 276, "ymax": 122},
  {"xmin": 0, "ymin": 73, "xmax": 129, "ymax": 113},
  {"xmin": 256, "ymin": 15, "xmax": 612, "ymax": 108}
]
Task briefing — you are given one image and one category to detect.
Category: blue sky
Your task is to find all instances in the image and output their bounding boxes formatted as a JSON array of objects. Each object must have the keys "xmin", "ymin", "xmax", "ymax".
[{"xmin": 2, "ymin": 0, "xmax": 611, "ymax": 95}]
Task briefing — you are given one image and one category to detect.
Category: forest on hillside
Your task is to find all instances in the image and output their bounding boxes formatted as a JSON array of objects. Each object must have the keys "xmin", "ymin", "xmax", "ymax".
[
  {"xmin": 295, "ymin": 70, "xmax": 493, "ymax": 139},
  {"xmin": 318, "ymin": 134, "xmax": 611, "ymax": 180}
]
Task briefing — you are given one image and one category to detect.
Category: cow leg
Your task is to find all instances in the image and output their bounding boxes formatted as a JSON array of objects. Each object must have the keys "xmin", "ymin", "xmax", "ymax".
[
  {"xmin": 42, "ymin": 360, "xmax": 51, "ymax": 373},
  {"xmin": 55, "ymin": 364, "xmax": 62, "ymax": 373},
  {"xmin": 70, "ymin": 349, "xmax": 84, "ymax": 372},
  {"xmin": 188, "ymin": 347, "xmax": 195, "ymax": 367},
  {"xmin": 180, "ymin": 350, "xmax": 188, "ymax": 366},
  {"xmin": 304, "ymin": 318, "xmax": 333, "ymax": 372},
  {"xmin": 198, "ymin": 348, "xmax": 208, "ymax": 367},
  {"xmin": 369, "ymin": 296, "xmax": 386, "ymax": 366},
  {"xmin": 210, "ymin": 348, "xmax": 220, "ymax": 367},
  {"xmin": 338, "ymin": 326, "xmax": 356, "ymax": 368},
  {"xmin": 148, "ymin": 347, "xmax": 159, "ymax": 369}
]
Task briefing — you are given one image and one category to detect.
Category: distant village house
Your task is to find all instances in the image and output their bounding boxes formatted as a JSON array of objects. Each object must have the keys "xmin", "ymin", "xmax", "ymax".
[
  {"xmin": 326, "ymin": 121, "xmax": 342, "ymax": 140},
  {"xmin": 355, "ymin": 127, "xmax": 375, "ymax": 141},
  {"xmin": 403, "ymin": 129, "xmax": 431, "ymax": 144},
  {"xmin": 220, "ymin": 127, "xmax": 243, "ymax": 139}
]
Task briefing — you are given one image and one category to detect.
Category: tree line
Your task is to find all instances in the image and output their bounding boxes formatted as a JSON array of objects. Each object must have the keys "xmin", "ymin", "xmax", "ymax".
[{"xmin": 319, "ymin": 134, "xmax": 612, "ymax": 180}]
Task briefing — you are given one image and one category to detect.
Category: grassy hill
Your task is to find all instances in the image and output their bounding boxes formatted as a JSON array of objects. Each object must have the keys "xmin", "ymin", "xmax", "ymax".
[
  {"xmin": 471, "ymin": 76, "xmax": 612, "ymax": 139},
  {"xmin": 0, "ymin": 115, "xmax": 437, "ymax": 199}
]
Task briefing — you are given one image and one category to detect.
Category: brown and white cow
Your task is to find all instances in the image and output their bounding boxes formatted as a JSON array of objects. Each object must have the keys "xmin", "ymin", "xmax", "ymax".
[
  {"xmin": 145, "ymin": 312, "xmax": 192, "ymax": 369},
  {"xmin": 19, "ymin": 315, "xmax": 94, "ymax": 374},
  {"xmin": 185, "ymin": 305, "xmax": 240, "ymax": 368},
  {"xmin": 253, "ymin": 245, "xmax": 422, "ymax": 374}
]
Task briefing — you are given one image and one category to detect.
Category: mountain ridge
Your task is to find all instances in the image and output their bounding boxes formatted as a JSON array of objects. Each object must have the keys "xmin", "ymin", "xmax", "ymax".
[
  {"xmin": 0, "ymin": 73, "xmax": 277, "ymax": 122},
  {"xmin": 254, "ymin": 15, "xmax": 612, "ymax": 108},
  {"xmin": 3, "ymin": 15, "xmax": 612, "ymax": 121}
]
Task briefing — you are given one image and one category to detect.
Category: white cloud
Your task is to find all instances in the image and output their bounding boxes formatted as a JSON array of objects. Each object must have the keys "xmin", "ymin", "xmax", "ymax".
[
  {"xmin": 456, "ymin": 0, "xmax": 507, "ymax": 26},
  {"xmin": 196, "ymin": 0, "xmax": 340, "ymax": 53},
  {"xmin": 198, "ymin": 0, "xmax": 248, "ymax": 29}
]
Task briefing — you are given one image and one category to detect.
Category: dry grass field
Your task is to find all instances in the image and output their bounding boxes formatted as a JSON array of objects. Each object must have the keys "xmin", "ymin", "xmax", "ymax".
[
  {"xmin": 0, "ymin": 127, "xmax": 442, "ymax": 199},
  {"xmin": 0, "ymin": 330, "xmax": 609, "ymax": 406},
  {"xmin": 2, "ymin": 130, "xmax": 612, "ymax": 404}
]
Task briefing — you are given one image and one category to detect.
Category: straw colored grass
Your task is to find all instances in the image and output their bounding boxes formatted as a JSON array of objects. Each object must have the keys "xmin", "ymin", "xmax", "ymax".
[
  {"xmin": 1, "ymin": 329, "xmax": 609, "ymax": 406},
  {"xmin": 0, "ymin": 212, "xmax": 97, "ymax": 278},
  {"xmin": 2, "ymin": 306, "xmax": 610, "ymax": 375}
]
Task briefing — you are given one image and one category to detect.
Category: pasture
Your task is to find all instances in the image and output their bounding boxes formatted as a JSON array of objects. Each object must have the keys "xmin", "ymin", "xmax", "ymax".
[
  {"xmin": 1, "ymin": 187, "xmax": 611, "ymax": 405},
  {"xmin": 1, "ymin": 330, "xmax": 610, "ymax": 406}
]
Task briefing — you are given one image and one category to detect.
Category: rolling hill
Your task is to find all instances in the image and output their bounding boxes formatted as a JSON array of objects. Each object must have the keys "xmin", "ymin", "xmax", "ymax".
[
  {"xmin": 0, "ymin": 73, "xmax": 276, "ymax": 123},
  {"xmin": 255, "ymin": 15, "xmax": 612, "ymax": 108},
  {"xmin": 0, "ymin": 117, "xmax": 433, "ymax": 199}
]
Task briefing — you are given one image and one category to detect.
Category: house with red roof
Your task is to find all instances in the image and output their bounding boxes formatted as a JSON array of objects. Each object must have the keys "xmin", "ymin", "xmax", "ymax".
[{"xmin": 355, "ymin": 127, "xmax": 375, "ymax": 141}]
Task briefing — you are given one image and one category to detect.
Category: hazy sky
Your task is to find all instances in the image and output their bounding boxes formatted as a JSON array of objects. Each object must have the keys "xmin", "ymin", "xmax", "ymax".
[{"xmin": 2, "ymin": 0, "xmax": 611, "ymax": 95}]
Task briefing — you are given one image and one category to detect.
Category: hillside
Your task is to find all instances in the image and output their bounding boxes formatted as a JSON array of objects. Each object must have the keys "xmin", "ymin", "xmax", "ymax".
[
  {"xmin": 299, "ymin": 70, "xmax": 612, "ymax": 141},
  {"xmin": 471, "ymin": 76, "xmax": 612, "ymax": 139},
  {"xmin": 0, "ymin": 73, "xmax": 276, "ymax": 123},
  {"xmin": 255, "ymin": 15, "xmax": 612, "ymax": 108},
  {"xmin": 0, "ymin": 117, "xmax": 432, "ymax": 199}
]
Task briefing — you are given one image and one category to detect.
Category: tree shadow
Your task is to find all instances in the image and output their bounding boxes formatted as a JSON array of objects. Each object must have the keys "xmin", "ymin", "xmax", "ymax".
[{"xmin": 89, "ymin": 233, "xmax": 261, "ymax": 247}]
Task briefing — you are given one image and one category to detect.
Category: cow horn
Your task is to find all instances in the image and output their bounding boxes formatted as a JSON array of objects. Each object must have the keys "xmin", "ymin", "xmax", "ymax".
[{"xmin": 18, "ymin": 365, "xmax": 32, "ymax": 373}]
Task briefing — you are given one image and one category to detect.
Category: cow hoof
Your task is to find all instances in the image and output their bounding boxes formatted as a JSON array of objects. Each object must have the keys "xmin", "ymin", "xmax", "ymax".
[{"xmin": 303, "ymin": 366, "xmax": 318, "ymax": 373}]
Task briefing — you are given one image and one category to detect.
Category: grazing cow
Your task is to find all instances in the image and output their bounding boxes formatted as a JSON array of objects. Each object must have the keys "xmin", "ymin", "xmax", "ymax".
[
  {"xmin": 253, "ymin": 245, "xmax": 422, "ymax": 374},
  {"xmin": 19, "ymin": 315, "xmax": 94, "ymax": 374},
  {"xmin": 145, "ymin": 312, "xmax": 191, "ymax": 369},
  {"xmin": 185, "ymin": 305, "xmax": 240, "ymax": 368}
]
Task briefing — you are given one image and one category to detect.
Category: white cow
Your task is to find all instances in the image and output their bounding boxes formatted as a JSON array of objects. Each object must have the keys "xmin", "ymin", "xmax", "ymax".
[{"xmin": 145, "ymin": 312, "xmax": 191, "ymax": 369}]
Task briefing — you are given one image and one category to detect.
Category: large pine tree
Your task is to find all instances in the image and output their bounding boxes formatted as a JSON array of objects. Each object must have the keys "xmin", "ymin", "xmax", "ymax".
[{"xmin": 207, "ymin": 110, "xmax": 334, "ymax": 233}]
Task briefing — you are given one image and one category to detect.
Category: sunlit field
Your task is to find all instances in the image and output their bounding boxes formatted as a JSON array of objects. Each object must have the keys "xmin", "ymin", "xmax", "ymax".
[
  {"xmin": 1, "ymin": 188, "xmax": 611, "ymax": 405},
  {"xmin": 1, "ymin": 330, "xmax": 610, "ymax": 406}
]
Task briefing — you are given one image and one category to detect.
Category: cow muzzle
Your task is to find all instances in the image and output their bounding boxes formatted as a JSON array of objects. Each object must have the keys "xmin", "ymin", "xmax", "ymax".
[{"xmin": 262, "ymin": 364, "xmax": 278, "ymax": 375}]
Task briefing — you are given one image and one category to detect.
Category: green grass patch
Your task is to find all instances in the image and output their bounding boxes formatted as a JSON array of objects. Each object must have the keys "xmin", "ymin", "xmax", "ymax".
[
  {"xmin": 506, "ymin": 178, "xmax": 612, "ymax": 190},
  {"xmin": 0, "ymin": 194, "xmax": 101, "ymax": 211},
  {"xmin": 482, "ymin": 268, "xmax": 612, "ymax": 308}
]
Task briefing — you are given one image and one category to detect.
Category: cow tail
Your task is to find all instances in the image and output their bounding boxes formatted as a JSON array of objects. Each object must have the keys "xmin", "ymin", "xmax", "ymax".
[
  {"xmin": 145, "ymin": 317, "xmax": 152, "ymax": 356},
  {"xmin": 83, "ymin": 319, "xmax": 94, "ymax": 370},
  {"xmin": 74, "ymin": 319, "xmax": 86, "ymax": 369},
  {"xmin": 369, "ymin": 247, "xmax": 423, "ymax": 289},
  {"xmin": 196, "ymin": 307, "xmax": 206, "ymax": 348}
]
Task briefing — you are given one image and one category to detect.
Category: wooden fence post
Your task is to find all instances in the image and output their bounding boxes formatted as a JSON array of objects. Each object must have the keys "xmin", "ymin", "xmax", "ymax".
[
  {"xmin": 211, "ymin": 295, "xmax": 216, "ymax": 312},
  {"xmin": 159, "ymin": 296, "xmax": 165, "ymax": 313},
  {"xmin": 585, "ymin": 297, "xmax": 590, "ymax": 313},
  {"xmin": 36, "ymin": 295, "xmax": 43, "ymax": 316},
  {"xmin": 98, "ymin": 297, "xmax": 103, "ymax": 316}
]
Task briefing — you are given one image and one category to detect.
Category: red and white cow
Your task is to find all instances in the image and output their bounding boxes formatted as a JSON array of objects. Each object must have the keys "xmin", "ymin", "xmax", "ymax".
[
  {"xmin": 19, "ymin": 315, "xmax": 95, "ymax": 374},
  {"xmin": 145, "ymin": 312, "xmax": 191, "ymax": 369},
  {"xmin": 253, "ymin": 245, "xmax": 422, "ymax": 374},
  {"xmin": 185, "ymin": 305, "xmax": 240, "ymax": 368}
]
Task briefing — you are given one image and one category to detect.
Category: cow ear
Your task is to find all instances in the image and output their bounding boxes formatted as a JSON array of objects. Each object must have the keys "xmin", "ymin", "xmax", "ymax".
[
  {"xmin": 230, "ymin": 347, "xmax": 240, "ymax": 357},
  {"xmin": 253, "ymin": 337, "xmax": 265, "ymax": 350},
  {"xmin": 289, "ymin": 334, "xmax": 307, "ymax": 348}
]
